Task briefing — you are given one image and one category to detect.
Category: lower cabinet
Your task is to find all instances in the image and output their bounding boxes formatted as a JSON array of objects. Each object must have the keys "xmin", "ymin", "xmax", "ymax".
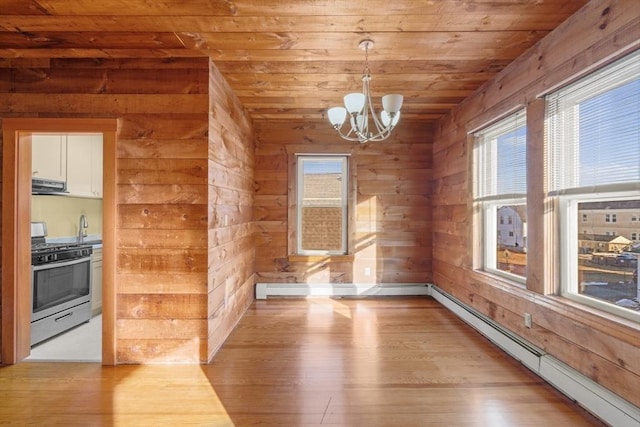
[{"xmin": 92, "ymin": 248, "xmax": 103, "ymax": 315}]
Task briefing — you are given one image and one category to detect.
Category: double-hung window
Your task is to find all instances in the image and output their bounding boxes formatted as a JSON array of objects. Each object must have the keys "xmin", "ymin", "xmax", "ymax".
[
  {"xmin": 473, "ymin": 110, "xmax": 527, "ymax": 282},
  {"xmin": 296, "ymin": 155, "xmax": 348, "ymax": 255},
  {"xmin": 546, "ymin": 50, "xmax": 640, "ymax": 319}
]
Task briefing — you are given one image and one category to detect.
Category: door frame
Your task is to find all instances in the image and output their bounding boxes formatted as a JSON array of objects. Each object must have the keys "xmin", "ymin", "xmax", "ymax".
[{"xmin": 1, "ymin": 118, "xmax": 117, "ymax": 365}]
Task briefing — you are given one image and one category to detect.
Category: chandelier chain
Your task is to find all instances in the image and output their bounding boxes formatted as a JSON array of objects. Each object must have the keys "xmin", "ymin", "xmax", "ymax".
[{"xmin": 363, "ymin": 42, "xmax": 371, "ymax": 77}]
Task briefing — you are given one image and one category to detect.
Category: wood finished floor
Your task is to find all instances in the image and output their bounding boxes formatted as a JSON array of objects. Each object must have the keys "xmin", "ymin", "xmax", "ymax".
[{"xmin": 0, "ymin": 297, "xmax": 605, "ymax": 426}]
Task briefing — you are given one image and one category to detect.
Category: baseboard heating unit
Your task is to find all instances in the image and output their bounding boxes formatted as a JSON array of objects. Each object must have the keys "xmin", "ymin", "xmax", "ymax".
[
  {"xmin": 255, "ymin": 282, "xmax": 430, "ymax": 299},
  {"xmin": 255, "ymin": 282, "xmax": 640, "ymax": 426},
  {"xmin": 429, "ymin": 285, "xmax": 640, "ymax": 427}
]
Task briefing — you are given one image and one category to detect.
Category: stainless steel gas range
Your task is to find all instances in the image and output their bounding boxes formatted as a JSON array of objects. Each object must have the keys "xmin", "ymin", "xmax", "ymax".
[{"xmin": 30, "ymin": 222, "xmax": 93, "ymax": 346}]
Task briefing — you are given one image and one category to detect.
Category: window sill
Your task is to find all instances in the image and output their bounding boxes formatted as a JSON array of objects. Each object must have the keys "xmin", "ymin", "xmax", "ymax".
[
  {"xmin": 288, "ymin": 255, "xmax": 354, "ymax": 263},
  {"xmin": 472, "ymin": 268, "xmax": 527, "ymax": 289}
]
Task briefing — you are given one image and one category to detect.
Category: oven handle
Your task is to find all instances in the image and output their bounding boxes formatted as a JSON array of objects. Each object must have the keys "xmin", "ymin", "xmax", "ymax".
[
  {"xmin": 33, "ymin": 256, "xmax": 91, "ymax": 272},
  {"xmin": 55, "ymin": 312, "xmax": 73, "ymax": 322}
]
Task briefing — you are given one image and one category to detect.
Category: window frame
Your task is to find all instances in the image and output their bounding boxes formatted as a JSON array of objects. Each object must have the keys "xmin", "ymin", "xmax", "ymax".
[
  {"xmin": 473, "ymin": 109, "xmax": 528, "ymax": 285},
  {"xmin": 286, "ymin": 151, "xmax": 356, "ymax": 260},
  {"xmin": 559, "ymin": 192, "xmax": 640, "ymax": 322},
  {"xmin": 296, "ymin": 155, "xmax": 348, "ymax": 255},
  {"xmin": 546, "ymin": 50, "xmax": 640, "ymax": 322}
]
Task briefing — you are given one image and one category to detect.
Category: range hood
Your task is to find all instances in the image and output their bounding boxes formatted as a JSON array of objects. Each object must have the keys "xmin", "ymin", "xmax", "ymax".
[{"xmin": 31, "ymin": 177, "xmax": 68, "ymax": 195}]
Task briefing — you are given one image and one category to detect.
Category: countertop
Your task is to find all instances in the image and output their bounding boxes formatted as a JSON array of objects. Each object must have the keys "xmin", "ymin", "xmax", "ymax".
[{"xmin": 48, "ymin": 234, "xmax": 102, "ymax": 249}]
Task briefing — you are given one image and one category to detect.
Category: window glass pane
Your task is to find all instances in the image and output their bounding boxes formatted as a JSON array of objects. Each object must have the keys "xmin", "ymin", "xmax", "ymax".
[
  {"xmin": 496, "ymin": 127, "xmax": 527, "ymax": 195},
  {"xmin": 299, "ymin": 157, "xmax": 346, "ymax": 253},
  {"xmin": 496, "ymin": 204, "xmax": 527, "ymax": 277},
  {"xmin": 578, "ymin": 80, "xmax": 640, "ymax": 187},
  {"xmin": 578, "ymin": 200, "xmax": 640, "ymax": 312},
  {"xmin": 474, "ymin": 110, "xmax": 527, "ymax": 199},
  {"xmin": 547, "ymin": 50, "xmax": 640, "ymax": 193}
]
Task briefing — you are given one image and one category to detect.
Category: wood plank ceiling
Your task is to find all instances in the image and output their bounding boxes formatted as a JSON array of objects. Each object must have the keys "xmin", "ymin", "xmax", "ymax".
[{"xmin": 0, "ymin": 0, "xmax": 589, "ymax": 124}]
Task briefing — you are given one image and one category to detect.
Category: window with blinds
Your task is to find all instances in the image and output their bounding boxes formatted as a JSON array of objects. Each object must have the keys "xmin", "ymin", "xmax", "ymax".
[
  {"xmin": 547, "ymin": 49, "xmax": 640, "ymax": 195},
  {"xmin": 473, "ymin": 110, "xmax": 527, "ymax": 281},
  {"xmin": 474, "ymin": 110, "xmax": 527, "ymax": 201},
  {"xmin": 546, "ymin": 49, "xmax": 640, "ymax": 320}
]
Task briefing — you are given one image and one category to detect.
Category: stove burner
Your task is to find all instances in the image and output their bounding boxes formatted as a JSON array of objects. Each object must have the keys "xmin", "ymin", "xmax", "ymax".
[
  {"xmin": 32, "ymin": 242, "xmax": 87, "ymax": 252},
  {"xmin": 31, "ymin": 241, "xmax": 93, "ymax": 265}
]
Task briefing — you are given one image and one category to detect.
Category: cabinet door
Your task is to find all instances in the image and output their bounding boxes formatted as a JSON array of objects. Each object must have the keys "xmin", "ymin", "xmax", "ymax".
[
  {"xmin": 32, "ymin": 134, "xmax": 67, "ymax": 181},
  {"xmin": 91, "ymin": 136, "xmax": 103, "ymax": 197},
  {"xmin": 66, "ymin": 134, "xmax": 103, "ymax": 198},
  {"xmin": 66, "ymin": 135, "xmax": 93, "ymax": 197},
  {"xmin": 91, "ymin": 249, "xmax": 103, "ymax": 314}
]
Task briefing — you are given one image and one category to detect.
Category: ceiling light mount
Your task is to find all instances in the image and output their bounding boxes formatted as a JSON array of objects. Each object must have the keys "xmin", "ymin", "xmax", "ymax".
[{"xmin": 327, "ymin": 38, "xmax": 403, "ymax": 143}]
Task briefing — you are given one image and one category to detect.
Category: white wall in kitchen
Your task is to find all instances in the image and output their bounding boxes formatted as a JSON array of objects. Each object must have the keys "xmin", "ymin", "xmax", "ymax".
[{"xmin": 32, "ymin": 195, "xmax": 102, "ymax": 238}]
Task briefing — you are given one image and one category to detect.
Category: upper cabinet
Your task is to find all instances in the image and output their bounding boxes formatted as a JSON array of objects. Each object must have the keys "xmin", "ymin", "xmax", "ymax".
[
  {"xmin": 31, "ymin": 133, "xmax": 103, "ymax": 198},
  {"xmin": 66, "ymin": 134, "xmax": 103, "ymax": 198},
  {"xmin": 32, "ymin": 134, "xmax": 67, "ymax": 182}
]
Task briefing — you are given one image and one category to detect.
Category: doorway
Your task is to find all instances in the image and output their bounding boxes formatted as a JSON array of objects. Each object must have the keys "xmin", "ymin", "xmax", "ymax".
[{"xmin": 1, "ymin": 118, "xmax": 117, "ymax": 365}]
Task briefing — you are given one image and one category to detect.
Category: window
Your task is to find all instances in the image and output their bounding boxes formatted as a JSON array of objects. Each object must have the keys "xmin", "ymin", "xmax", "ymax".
[
  {"xmin": 582, "ymin": 214, "xmax": 587, "ymax": 222},
  {"xmin": 474, "ymin": 109, "xmax": 527, "ymax": 281},
  {"xmin": 605, "ymin": 213, "xmax": 617, "ymax": 222},
  {"xmin": 296, "ymin": 155, "xmax": 348, "ymax": 255},
  {"xmin": 632, "ymin": 233, "xmax": 638, "ymax": 241},
  {"xmin": 633, "ymin": 215, "xmax": 638, "ymax": 222},
  {"xmin": 547, "ymin": 50, "xmax": 640, "ymax": 320}
]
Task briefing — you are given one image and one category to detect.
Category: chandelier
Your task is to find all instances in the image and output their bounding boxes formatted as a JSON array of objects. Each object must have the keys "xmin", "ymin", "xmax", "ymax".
[{"xmin": 327, "ymin": 39, "xmax": 403, "ymax": 143}]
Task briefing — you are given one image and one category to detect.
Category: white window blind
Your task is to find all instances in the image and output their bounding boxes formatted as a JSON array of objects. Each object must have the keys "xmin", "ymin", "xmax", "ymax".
[
  {"xmin": 474, "ymin": 110, "xmax": 527, "ymax": 201},
  {"xmin": 546, "ymin": 50, "xmax": 640, "ymax": 194}
]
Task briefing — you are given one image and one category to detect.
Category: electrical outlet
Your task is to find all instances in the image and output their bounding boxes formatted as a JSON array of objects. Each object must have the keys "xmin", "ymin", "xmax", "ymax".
[
  {"xmin": 524, "ymin": 312, "xmax": 532, "ymax": 328},
  {"xmin": 364, "ymin": 267, "xmax": 371, "ymax": 276}
]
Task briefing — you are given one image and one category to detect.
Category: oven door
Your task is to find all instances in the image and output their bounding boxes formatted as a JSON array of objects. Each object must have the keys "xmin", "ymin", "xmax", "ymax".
[{"xmin": 31, "ymin": 256, "xmax": 92, "ymax": 323}]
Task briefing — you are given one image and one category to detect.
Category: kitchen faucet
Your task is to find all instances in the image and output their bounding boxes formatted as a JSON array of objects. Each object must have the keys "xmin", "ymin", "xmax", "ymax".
[{"xmin": 78, "ymin": 214, "xmax": 88, "ymax": 244}]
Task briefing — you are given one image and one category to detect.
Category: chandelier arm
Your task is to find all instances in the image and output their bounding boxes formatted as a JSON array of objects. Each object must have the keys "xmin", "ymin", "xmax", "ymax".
[
  {"xmin": 363, "ymin": 76, "xmax": 395, "ymax": 140},
  {"xmin": 367, "ymin": 92, "xmax": 390, "ymax": 136},
  {"xmin": 332, "ymin": 124, "xmax": 368, "ymax": 142}
]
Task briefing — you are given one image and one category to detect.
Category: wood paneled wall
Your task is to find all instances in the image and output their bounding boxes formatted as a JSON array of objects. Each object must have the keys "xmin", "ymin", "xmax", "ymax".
[
  {"xmin": 0, "ymin": 57, "xmax": 255, "ymax": 363},
  {"xmin": 206, "ymin": 62, "xmax": 256, "ymax": 360},
  {"xmin": 432, "ymin": 0, "xmax": 640, "ymax": 407},
  {"xmin": 114, "ymin": 58, "xmax": 209, "ymax": 363},
  {"xmin": 254, "ymin": 119, "xmax": 433, "ymax": 285}
]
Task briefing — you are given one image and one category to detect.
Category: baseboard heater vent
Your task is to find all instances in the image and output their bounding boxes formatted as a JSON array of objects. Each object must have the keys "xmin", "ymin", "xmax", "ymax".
[
  {"xmin": 255, "ymin": 282, "xmax": 430, "ymax": 300},
  {"xmin": 430, "ymin": 285, "xmax": 640, "ymax": 427}
]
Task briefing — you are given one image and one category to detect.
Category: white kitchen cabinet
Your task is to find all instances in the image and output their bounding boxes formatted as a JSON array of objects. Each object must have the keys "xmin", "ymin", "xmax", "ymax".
[
  {"xmin": 32, "ymin": 134, "xmax": 67, "ymax": 182},
  {"xmin": 66, "ymin": 134, "xmax": 103, "ymax": 198},
  {"xmin": 91, "ymin": 247, "xmax": 103, "ymax": 315}
]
